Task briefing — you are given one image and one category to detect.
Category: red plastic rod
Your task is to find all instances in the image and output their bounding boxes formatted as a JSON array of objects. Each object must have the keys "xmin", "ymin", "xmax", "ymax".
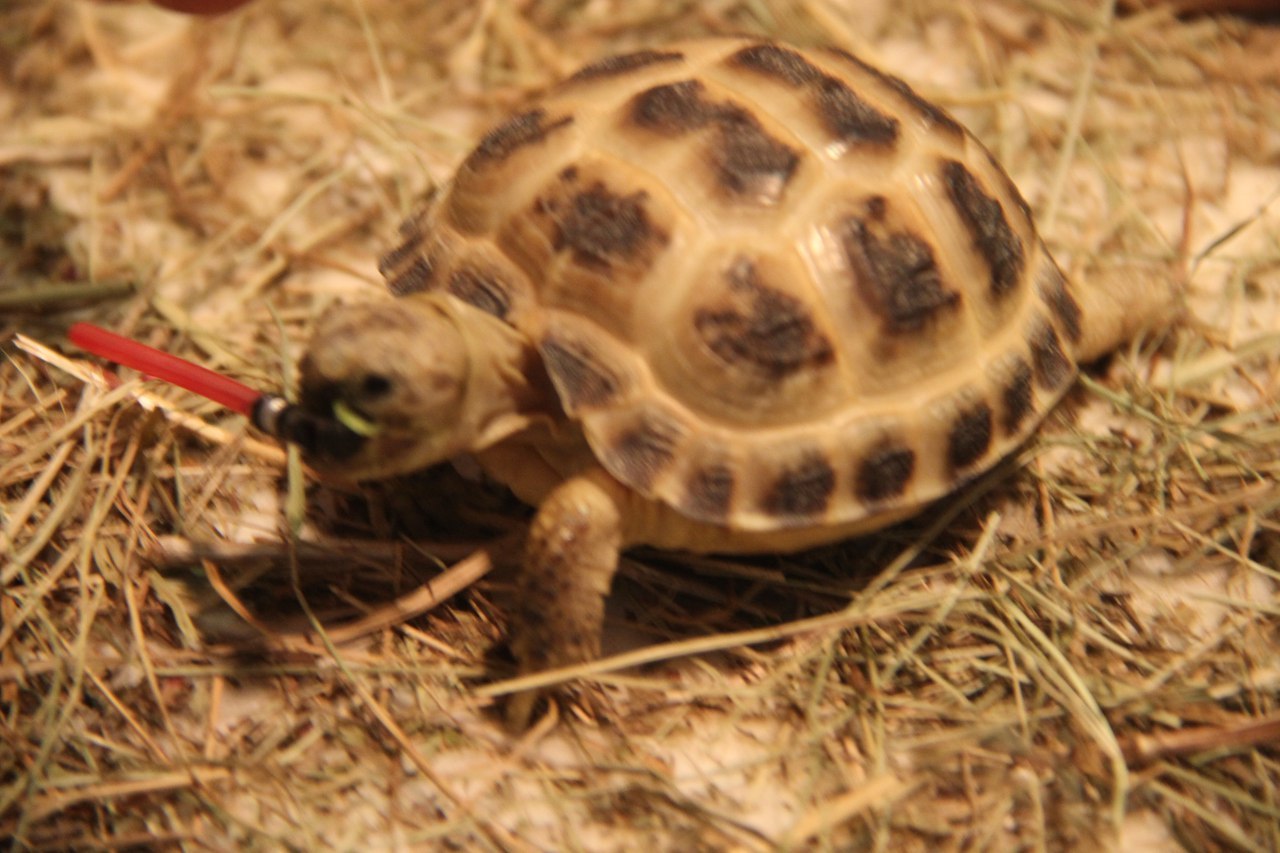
[{"xmin": 68, "ymin": 322, "xmax": 263, "ymax": 416}]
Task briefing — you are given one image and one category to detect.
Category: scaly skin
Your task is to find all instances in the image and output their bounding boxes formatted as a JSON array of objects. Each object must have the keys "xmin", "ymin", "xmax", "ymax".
[{"xmin": 505, "ymin": 470, "xmax": 626, "ymax": 729}]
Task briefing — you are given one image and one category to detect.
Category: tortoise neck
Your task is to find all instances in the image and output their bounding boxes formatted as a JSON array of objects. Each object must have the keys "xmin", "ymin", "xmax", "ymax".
[{"xmin": 446, "ymin": 297, "xmax": 556, "ymax": 452}]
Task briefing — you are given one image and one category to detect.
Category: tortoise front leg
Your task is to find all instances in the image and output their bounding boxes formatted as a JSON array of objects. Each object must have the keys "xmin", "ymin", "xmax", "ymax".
[{"xmin": 506, "ymin": 469, "xmax": 628, "ymax": 729}]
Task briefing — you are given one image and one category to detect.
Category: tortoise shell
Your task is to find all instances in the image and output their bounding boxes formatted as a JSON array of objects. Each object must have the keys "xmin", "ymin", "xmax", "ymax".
[{"xmin": 376, "ymin": 38, "xmax": 1084, "ymax": 533}]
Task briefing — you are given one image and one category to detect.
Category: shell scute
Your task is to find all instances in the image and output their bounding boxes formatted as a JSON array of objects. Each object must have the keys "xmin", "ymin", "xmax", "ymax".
[
  {"xmin": 463, "ymin": 109, "xmax": 573, "ymax": 172},
  {"xmin": 626, "ymin": 79, "xmax": 803, "ymax": 206},
  {"xmin": 567, "ymin": 48, "xmax": 687, "ymax": 84},
  {"xmin": 940, "ymin": 158, "xmax": 1026, "ymax": 299},
  {"xmin": 692, "ymin": 256, "xmax": 835, "ymax": 382},
  {"xmin": 681, "ymin": 462, "xmax": 736, "ymax": 521},
  {"xmin": 603, "ymin": 410, "xmax": 684, "ymax": 492},
  {"xmin": 658, "ymin": 247, "xmax": 847, "ymax": 427},
  {"xmin": 997, "ymin": 356, "xmax": 1036, "ymax": 435},
  {"xmin": 499, "ymin": 158, "xmax": 684, "ymax": 336},
  {"xmin": 726, "ymin": 44, "xmax": 901, "ymax": 150},
  {"xmin": 946, "ymin": 400, "xmax": 995, "ymax": 474},
  {"xmin": 1036, "ymin": 255, "xmax": 1083, "ymax": 344},
  {"xmin": 838, "ymin": 200, "xmax": 961, "ymax": 336},
  {"xmin": 760, "ymin": 451, "xmax": 837, "ymax": 520},
  {"xmin": 446, "ymin": 263, "xmax": 513, "ymax": 320},
  {"xmin": 822, "ymin": 47, "xmax": 966, "ymax": 139},
  {"xmin": 539, "ymin": 326, "xmax": 628, "ymax": 413},
  {"xmin": 549, "ymin": 176, "xmax": 669, "ymax": 272},
  {"xmin": 854, "ymin": 441, "xmax": 917, "ymax": 505},
  {"xmin": 1029, "ymin": 319, "xmax": 1073, "ymax": 391}
]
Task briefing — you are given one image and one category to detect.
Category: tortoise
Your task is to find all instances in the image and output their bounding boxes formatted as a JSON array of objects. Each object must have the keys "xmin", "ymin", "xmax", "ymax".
[{"xmin": 293, "ymin": 38, "xmax": 1174, "ymax": 726}]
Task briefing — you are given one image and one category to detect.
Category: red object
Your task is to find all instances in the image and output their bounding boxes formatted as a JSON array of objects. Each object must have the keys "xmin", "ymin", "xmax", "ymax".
[{"xmin": 68, "ymin": 322, "xmax": 262, "ymax": 416}]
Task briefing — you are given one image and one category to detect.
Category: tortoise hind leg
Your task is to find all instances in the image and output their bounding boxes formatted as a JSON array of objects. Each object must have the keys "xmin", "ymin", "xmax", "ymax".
[
  {"xmin": 1065, "ymin": 257, "xmax": 1181, "ymax": 363},
  {"xmin": 505, "ymin": 469, "xmax": 627, "ymax": 730}
]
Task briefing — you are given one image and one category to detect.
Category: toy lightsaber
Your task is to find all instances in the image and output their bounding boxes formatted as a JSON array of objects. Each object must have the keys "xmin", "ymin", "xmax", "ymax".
[{"xmin": 67, "ymin": 322, "xmax": 360, "ymax": 455}]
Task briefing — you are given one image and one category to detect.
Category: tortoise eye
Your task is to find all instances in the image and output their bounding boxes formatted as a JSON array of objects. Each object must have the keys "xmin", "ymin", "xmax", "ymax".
[{"xmin": 359, "ymin": 373, "xmax": 393, "ymax": 399}]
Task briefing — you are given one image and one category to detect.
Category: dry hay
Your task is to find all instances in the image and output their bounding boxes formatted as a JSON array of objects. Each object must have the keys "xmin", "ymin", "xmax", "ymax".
[{"xmin": 3, "ymin": 0, "xmax": 1280, "ymax": 849}]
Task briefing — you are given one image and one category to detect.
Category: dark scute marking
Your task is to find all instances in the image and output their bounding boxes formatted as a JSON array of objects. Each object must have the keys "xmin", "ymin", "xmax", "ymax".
[
  {"xmin": 825, "ymin": 47, "xmax": 964, "ymax": 137},
  {"xmin": 629, "ymin": 80, "xmax": 799, "ymax": 201},
  {"xmin": 942, "ymin": 160, "xmax": 1025, "ymax": 298},
  {"xmin": 762, "ymin": 453, "xmax": 836, "ymax": 518},
  {"xmin": 812, "ymin": 75, "xmax": 899, "ymax": 146},
  {"xmin": 377, "ymin": 224, "xmax": 423, "ymax": 277},
  {"xmin": 463, "ymin": 109, "xmax": 573, "ymax": 171},
  {"xmin": 387, "ymin": 257, "xmax": 435, "ymax": 297},
  {"xmin": 568, "ymin": 49, "xmax": 684, "ymax": 82},
  {"xmin": 1002, "ymin": 358, "xmax": 1035, "ymax": 434},
  {"xmin": 397, "ymin": 213, "xmax": 424, "ymax": 238},
  {"xmin": 694, "ymin": 257, "xmax": 835, "ymax": 380},
  {"xmin": 841, "ymin": 216, "xmax": 959, "ymax": 334},
  {"xmin": 855, "ymin": 443, "xmax": 916, "ymax": 503},
  {"xmin": 713, "ymin": 112, "xmax": 800, "ymax": 197},
  {"xmin": 864, "ymin": 195, "xmax": 888, "ymax": 220},
  {"xmin": 553, "ymin": 182, "xmax": 667, "ymax": 269},
  {"xmin": 1037, "ymin": 259, "xmax": 1083, "ymax": 344},
  {"xmin": 948, "ymin": 401, "xmax": 994, "ymax": 472},
  {"xmin": 630, "ymin": 80, "xmax": 719, "ymax": 133},
  {"xmin": 877, "ymin": 72, "xmax": 963, "ymax": 137},
  {"xmin": 608, "ymin": 416, "xmax": 680, "ymax": 491},
  {"xmin": 447, "ymin": 266, "xmax": 510, "ymax": 319},
  {"xmin": 730, "ymin": 43, "xmax": 822, "ymax": 85},
  {"xmin": 1029, "ymin": 321, "xmax": 1073, "ymax": 391},
  {"xmin": 683, "ymin": 464, "xmax": 735, "ymax": 520},
  {"xmin": 730, "ymin": 44, "xmax": 898, "ymax": 147},
  {"xmin": 540, "ymin": 335, "xmax": 619, "ymax": 410}
]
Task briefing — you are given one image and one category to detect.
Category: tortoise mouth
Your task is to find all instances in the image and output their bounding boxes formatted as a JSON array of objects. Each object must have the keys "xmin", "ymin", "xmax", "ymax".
[{"xmin": 251, "ymin": 393, "xmax": 366, "ymax": 462}]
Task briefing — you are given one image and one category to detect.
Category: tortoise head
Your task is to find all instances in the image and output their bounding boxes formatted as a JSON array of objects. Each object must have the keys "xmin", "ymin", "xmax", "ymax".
[{"xmin": 293, "ymin": 297, "xmax": 473, "ymax": 479}]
